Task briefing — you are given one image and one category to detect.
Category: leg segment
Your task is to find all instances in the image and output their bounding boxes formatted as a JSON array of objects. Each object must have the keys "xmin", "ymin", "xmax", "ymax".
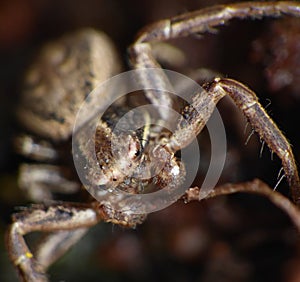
[
  {"xmin": 35, "ymin": 229, "xmax": 88, "ymax": 270},
  {"xmin": 184, "ymin": 179, "xmax": 300, "ymax": 231},
  {"xmin": 211, "ymin": 78, "xmax": 300, "ymax": 204},
  {"xmin": 6, "ymin": 202, "xmax": 146, "ymax": 282},
  {"xmin": 129, "ymin": 1, "xmax": 300, "ymax": 202},
  {"xmin": 167, "ymin": 78, "xmax": 300, "ymax": 204},
  {"xmin": 133, "ymin": 2, "xmax": 300, "ymax": 44},
  {"xmin": 6, "ymin": 203, "xmax": 99, "ymax": 282},
  {"xmin": 15, "ymin": 135, "xmax": 58, "ymax": 162},
  {"xmin": 130, "ymin": 2, "xmax": 300, "ymax": 111},
  {"xmin": 19, "ymin": 164, "xmax": 80, "ymax": 202}
]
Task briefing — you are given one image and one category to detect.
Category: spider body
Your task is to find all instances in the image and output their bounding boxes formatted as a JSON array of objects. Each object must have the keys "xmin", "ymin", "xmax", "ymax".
[{"xmin": 6, "ymin": 2, "xmax": 300, "ymax": 281}]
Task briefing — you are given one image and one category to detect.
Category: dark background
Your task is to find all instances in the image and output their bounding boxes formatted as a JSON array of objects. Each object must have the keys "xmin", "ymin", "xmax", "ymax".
[{"xmin": 1, "ymin": 0, "xmax": 300, "ymax": 281}]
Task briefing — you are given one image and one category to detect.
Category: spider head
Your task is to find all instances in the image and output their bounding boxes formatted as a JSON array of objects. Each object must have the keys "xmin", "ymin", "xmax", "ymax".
[
  {"xmin": 92, "ymin": 128, "xmax": 143, "ymax": 191},
  {"xmin": 75, "ymin": 112, "xmax": 186, "ymax": 207}
]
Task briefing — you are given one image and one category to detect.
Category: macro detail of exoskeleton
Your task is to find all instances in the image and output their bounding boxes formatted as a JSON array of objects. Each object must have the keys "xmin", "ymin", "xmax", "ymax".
[{"xmin": 6, "ymin": 2, "xmax": 300, "ymax": 281}]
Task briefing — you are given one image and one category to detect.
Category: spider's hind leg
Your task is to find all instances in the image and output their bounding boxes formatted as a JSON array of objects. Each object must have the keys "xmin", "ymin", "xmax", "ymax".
[
  {"xmin": 18, "ymin": 164, "xmax": 80, "ymax": 202},
  {"xmin": 15, "ymin": 134, "xmax": 80, "ymax": 202}
]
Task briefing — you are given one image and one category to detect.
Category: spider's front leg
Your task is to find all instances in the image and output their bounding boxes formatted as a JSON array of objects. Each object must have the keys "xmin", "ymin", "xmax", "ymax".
[
  {"xmin": 164, "ymin": 77, "xmax": 300, "ymax": 203},
  {"xmin": 208, "ymin": 78, "xmax": 300, "ymax": 203},
  {"xmin": 129, "ymin": 1, "xmax": 300, "ymax": 203},
  {"xmin": 7, "ymin": 202, "xmax": 145, "ymax": 282}
]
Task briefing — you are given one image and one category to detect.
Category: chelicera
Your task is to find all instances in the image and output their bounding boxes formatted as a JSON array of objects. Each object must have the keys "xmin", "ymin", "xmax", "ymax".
[{"xmin": 6, "ymin": 2, "xmax": 300, "ymax": 281}]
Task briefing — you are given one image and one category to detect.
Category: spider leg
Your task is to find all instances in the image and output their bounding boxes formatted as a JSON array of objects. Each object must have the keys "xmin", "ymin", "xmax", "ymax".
[
  {"xmin": 129, "ymin": 2, "xmax": 300, "ymax": 121},
  {"xmin": 6, "ymin": 203, "xmax": 99, "ymax": 282},
  {"xmin": 35, "ymin": 229, "xmax": 88, "ymax": 270},
  {"xmin": 184, "ymin": 179, "xmax": 300, "ymax": 231},
  {"xmin": 129, "ymin": 1, "xmax": 300, "ymax": 202},
  {"xmin": 15, "ymin": 134, "xmax": 58, "ymax": 162},
  {"xmin": 130, "ymin": 1, "xmax": 300, "ymax": 89},
  {"xmin": 6, "ymin": 202, "xmax": 146, "ymax": 282},
  {"xmin": 166, "ymin": 77, "xmax": 299, "ymax": 204},
  {"xmin": 133, "ymin": 2, "xmax": 300, "ymax": 44},
  {"xmin": 209, "ymin": 78, "xmax": 300, "ymax": 204},
  {"xmin": 129, "ymin": 42, "xmax": 174, "ymax": 120},
  {"xmin": 15, "ymin": 134, "xmax": 80, "ymax": 202},
  {"xmin": 19, "ymin": 164, "xmax": 80, "ymax": 202}
]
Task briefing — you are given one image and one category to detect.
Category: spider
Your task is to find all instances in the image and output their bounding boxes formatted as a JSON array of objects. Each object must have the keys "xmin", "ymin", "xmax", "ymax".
[{"xmin": 6, "ymin": 2, "xmax": 300, "ymax": 281}]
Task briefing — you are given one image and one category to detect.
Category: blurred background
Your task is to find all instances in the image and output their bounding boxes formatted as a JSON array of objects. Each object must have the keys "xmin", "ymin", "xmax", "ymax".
[{"xmin": 1, "ymin": 0, "xmax": 300, "ymax": 281}]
